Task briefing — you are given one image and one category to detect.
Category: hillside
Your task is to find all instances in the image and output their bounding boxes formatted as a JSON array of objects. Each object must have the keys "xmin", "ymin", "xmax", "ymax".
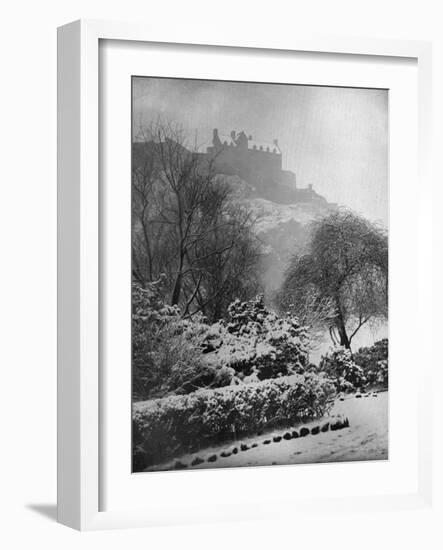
[{"xmin": 221, "ymin": 174, "xmax": 334, "ymax": 293}]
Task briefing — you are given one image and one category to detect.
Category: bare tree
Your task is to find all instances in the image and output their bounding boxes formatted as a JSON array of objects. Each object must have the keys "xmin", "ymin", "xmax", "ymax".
[
  {"xmin": 184, "ymin": 197, "xmax": 263, "ymax": 321},
  {"xmin": 132, "ymin": 119, "xmax": 262, "ymax": 318},
  {"xmin": 277, "ymin": 285, "xmax": 337, "ymax": 349},
  {"xmin": 279, "ymin": 209, "xmax": 388, "ymax": 350}
]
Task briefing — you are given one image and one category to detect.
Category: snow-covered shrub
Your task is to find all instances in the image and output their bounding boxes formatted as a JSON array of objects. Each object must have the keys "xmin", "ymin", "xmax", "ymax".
[
  {"xmin": 226, "ymin": 294, "xmax": 270, "ymax": 334},
  {"xmin": 353, "ymin": 339, "xmax": 388, "ymax": 388},
  {"xmin": 133, "ymin": 288, "xmax": 311, "ymax": 400},
  {"xmin": 132, "ymin": 280, "xmax": 215, "ymax": 399},
  {"xmin": 133, "ymin": 372, "xmax": 336, "ymax": 469},
  {"xmin": 202, "ymin": 295, "xmax": 310, "ymax": 380},
  {"xmin": 133, "ymin": 278, "xmax": 178, "ymax": 398},
  {"xmin": 369, "ymin": 359, "xmax": 388, "ymax": 387},
  {"xmin": 318, "ymin": 346, "xmax": 366, "ymax": 392}
]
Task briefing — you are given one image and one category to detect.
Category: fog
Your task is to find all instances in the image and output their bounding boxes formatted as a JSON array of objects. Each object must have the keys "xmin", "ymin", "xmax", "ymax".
[{"xmin": 133, "ymin": 77, "xmax": 388, "ymax": 227}]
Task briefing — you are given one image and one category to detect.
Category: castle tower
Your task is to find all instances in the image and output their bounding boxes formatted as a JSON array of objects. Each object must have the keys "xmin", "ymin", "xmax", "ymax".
[
  {"xmin": 212, "ymin": 128, "xmax": 222, "ymax": 148},
  {"xmin": 236, "ymin": 131, "xmax": 248, "ymax": 150}
]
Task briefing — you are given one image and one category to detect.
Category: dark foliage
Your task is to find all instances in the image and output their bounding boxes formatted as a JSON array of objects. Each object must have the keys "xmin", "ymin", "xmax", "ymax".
[
  {"xmin": 353, "ymin": 339, "xmax": 388, "ymax": 388},
  {"xmin": 318, "ymin": 347, "xmax": 366, "ymax": 392}
]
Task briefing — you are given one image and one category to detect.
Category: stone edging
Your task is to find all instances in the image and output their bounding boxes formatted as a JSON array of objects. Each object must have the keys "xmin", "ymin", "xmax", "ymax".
[{"xmin": 172, "ymin": 415, "xmax": 350, "ymax": 470}]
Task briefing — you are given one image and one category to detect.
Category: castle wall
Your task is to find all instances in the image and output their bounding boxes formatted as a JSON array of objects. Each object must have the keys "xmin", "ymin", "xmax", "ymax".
[
  {"xmin": 134, "ymin": 132, "xmax": 327, "ymax": 207},
  {"xmin": 206, "ymin": 145, "xmax": 283, "ymax": 185}
]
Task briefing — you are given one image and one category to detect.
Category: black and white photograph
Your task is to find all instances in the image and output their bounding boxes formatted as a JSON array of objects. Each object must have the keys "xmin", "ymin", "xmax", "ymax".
[
  {"xmin": 2, "ymin": 0, "xmax": 440, "ymax": 542},
  {"xmin": 131, "ymin": 76, "xmax": 389, "ymax": 473}
]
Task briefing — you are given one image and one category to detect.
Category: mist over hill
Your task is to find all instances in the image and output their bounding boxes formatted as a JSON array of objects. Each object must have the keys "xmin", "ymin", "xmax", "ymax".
[{"xmin": 220, "ymin": 174, "xmax": 334, "ymax": 295}]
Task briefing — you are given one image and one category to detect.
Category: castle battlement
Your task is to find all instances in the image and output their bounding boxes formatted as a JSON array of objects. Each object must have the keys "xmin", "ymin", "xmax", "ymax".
[
  {"xmin": 208, "ymin": 129, "xmax": 281, "ymax": 155},
  {"xmin": 204, "ymin": 128, "xmax": 284, "ymax": 192},
  {"xmin": 200, "ymin": 128, "xmax": 328, "ymax": 207}
]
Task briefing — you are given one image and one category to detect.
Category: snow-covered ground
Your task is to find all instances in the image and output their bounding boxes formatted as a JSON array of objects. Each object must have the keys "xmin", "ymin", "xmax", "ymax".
[
  {"xmin": 246, "ymin": 197, "xmax": 316, "ymax": 233},
  {"xmin": 148, "ymin": 391, "xmax": 388, "ymax": 471}
]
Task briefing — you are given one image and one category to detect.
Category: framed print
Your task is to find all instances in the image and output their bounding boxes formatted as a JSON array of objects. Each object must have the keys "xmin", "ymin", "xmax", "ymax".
[
  {"xmin": 57, "ymin": 19, "xmax": 433, "ymax": 530},
  {"xmin": 130, "ymin": 77, "xmax": 389, "ymax": 473}
]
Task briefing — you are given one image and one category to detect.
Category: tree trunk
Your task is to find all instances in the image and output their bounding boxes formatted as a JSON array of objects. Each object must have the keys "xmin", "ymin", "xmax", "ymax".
[
  {"xmin": 336, "ymin": 311, "xmax": 351, "ymax": 349},
  {"xmin": 171, "ymin": 272, "xmax": 182, "ymax": 306},
  {"xmin": 171, "ymin": 248, "xmax": 186, "ymax": 306}
]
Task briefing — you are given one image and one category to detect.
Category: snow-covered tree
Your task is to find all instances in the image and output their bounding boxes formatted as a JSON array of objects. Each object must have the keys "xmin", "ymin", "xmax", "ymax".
[{"xmin": 280, "ymin": 210, "xmax": 388, "ymax": 350}]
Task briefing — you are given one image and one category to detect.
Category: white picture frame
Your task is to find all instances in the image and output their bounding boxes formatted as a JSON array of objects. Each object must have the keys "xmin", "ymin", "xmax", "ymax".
[{"xmin": 57, "ymin": 19, "xmax": 433, "ymax": 531}]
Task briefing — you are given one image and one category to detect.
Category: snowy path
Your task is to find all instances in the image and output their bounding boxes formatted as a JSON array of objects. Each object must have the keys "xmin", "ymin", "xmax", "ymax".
[{"xmin": 150, "ymin": 391, "xmax": 388, "ymax": 471}]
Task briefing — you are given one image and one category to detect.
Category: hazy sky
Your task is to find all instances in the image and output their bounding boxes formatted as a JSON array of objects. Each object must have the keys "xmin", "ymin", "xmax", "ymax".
[{"xmin": 133, "ymin": 77, "xmax": 388, "ymax": 226}]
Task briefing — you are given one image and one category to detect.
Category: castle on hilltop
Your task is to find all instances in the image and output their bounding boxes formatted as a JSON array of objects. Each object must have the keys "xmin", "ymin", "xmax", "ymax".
[
  {"xmin": 206, "ymin": 129, "xmax": 286, "ymax": 186},
  {"xmin": 133, "ymin": 127, "xmax": 329, "ymax": 207},
  {"xmin": 201, "ymin": 129, "xmax": 327, "ymax": 206}
]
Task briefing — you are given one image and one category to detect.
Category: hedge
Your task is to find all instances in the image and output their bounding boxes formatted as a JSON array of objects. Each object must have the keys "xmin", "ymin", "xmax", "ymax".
[{"xmin": 133, "ymin": 372, "xmax": 336, "ymax": 470}]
